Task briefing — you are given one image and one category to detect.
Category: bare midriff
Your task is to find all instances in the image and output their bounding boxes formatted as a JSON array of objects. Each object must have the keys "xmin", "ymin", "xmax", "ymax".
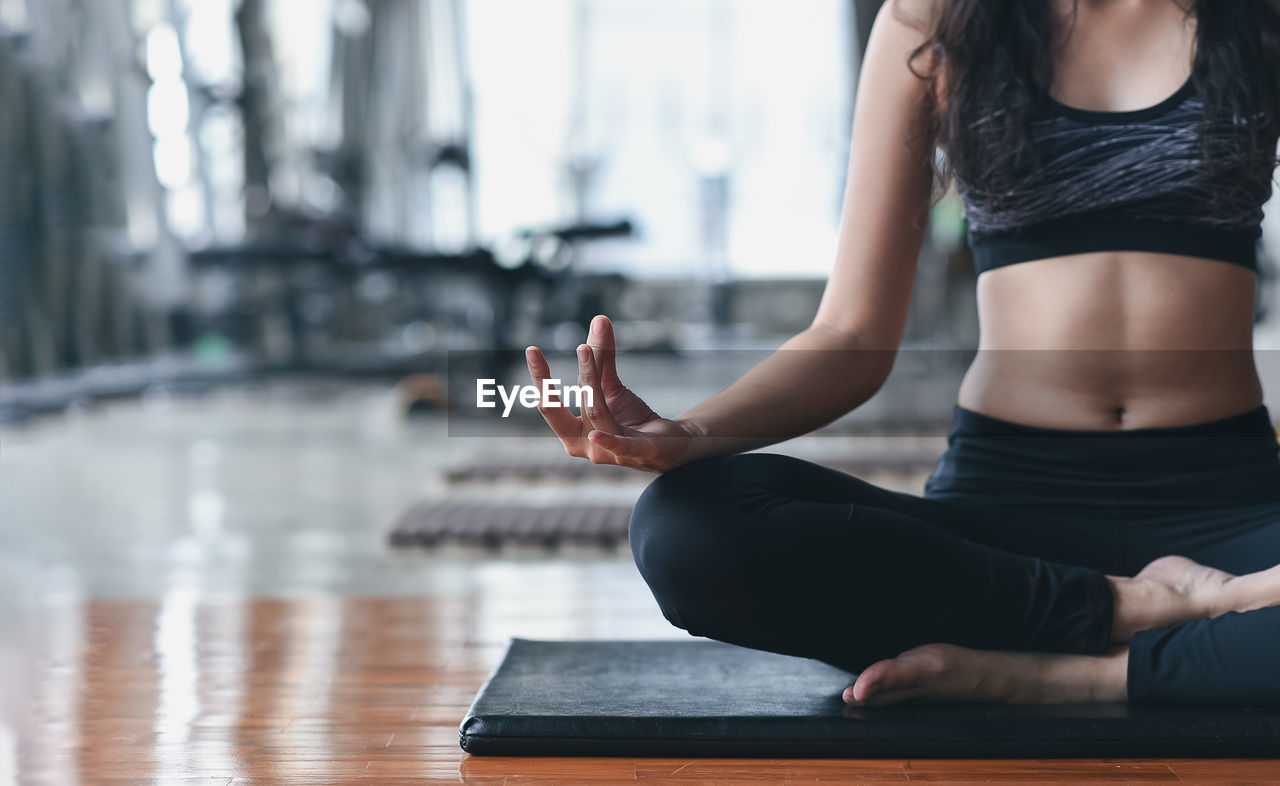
[{"xmin": 957, "ymin": 252, "xmax": 1263, "ymax": 431}]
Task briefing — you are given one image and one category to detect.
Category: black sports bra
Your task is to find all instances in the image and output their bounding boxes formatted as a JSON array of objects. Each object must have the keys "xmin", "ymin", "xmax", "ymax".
[{"xmin": 955, "ymin": 77, "xmax": 1276, "ymax": 275}]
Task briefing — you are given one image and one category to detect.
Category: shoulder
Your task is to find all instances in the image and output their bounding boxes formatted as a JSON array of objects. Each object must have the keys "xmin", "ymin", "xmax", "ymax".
[
  {"xmin": 883, "ymin": 0, "xmax": 942, "ymax": 31},
  {"xmin": 861, "ymin": 0, "xmax": 945, "ymax": 105},
  {"xmin": 863, "ymin": 0, "xmax": 938, "ymax": 62},
  {"xmin": 861, "ymin": 0, "xmax": 944, "ymax": 83}
]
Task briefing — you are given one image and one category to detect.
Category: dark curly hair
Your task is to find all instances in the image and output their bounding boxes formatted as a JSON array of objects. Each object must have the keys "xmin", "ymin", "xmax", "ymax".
[{"xmin": 903, "ymin": 1, "xmax": 1280, "ymax": 199}]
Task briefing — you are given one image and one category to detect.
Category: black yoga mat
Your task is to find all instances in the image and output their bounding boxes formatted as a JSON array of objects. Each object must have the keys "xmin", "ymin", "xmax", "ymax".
[{"xmin": 459, "ymin": 639, "xmax": 1280, "ymax": 758}]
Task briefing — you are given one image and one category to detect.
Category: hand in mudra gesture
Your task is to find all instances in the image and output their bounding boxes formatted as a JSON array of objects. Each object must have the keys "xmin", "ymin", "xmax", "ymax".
[{"xmin": 525, "ymin": 316, "xmax": 697, "ymax": 473}]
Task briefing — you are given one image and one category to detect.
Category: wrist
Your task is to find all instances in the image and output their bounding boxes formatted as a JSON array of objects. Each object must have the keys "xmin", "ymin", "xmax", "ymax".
[
  {"xmin": 674, "ymin": 414, "xmax": 709, "ymax": 441},
  {"xmin": 673, "ymin": 414, "xmax": 746, "ymax": 466},
  {"xmin": 671, "ymin": 415, "xmax": 712, "ymax": 464}
]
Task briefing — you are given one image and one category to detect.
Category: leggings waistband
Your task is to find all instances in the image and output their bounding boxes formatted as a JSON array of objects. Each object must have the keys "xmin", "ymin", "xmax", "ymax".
[
  {"xmin": 926, "ymin": 405, "xmax": 1280, "ymax": 508},
  {"xmin": 949, "ymin": 405, "xmax": 1277, "ymax": 441}
]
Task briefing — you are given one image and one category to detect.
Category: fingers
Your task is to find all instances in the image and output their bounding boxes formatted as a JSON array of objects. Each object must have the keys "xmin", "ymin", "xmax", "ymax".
[
  {"xmin": 586, "ymin": 315, "xmax": 623, "ymax": 395},
  {"xmin": 575, "ymin": 344, "xmax": 621, "ymax": 433},
  {"xmin": 587, "ymin": 430, "xmax": 655, "ymax": 462},
  {"xmin": 528, "ymin": 342, "xmax": 630, "ymax": 466},
  {"xmin": 587, "ymin": 431, "xmax": 660, "ymax": 471},
  {"xmin": 525, "ymin": 346, "xmax": 581, "ymax": 440}
]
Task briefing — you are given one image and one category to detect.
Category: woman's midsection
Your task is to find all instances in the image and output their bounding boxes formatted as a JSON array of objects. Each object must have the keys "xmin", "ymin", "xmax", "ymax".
[{"xmin": 957, "ymin": 250, "xmax": 1263, "ymax": 430}]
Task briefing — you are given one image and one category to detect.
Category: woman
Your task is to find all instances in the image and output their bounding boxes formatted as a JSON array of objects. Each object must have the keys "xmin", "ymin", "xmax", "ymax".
[{"xmin": 525, "ymin": 0, "xmax": 1280, "ymax": 706}]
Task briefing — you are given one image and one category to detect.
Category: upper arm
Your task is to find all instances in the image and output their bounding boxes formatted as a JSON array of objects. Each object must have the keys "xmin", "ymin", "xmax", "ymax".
[{"xmin": 812, "ymin": 0, "xmax": 938, "ymax": 348}]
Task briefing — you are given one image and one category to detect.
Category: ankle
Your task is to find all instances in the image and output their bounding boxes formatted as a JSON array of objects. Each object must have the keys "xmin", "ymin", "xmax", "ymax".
[
  {"xmin": 1107, "ymin": 576, "xmax": 1141, "ymax": 642},
  {"xmin": 1216, "ymin": 573, "xmax": 1265, "ymax": 617},
  {"xmin": 1108, "ymin": 575, "xmax": 1179, "ymax": 642},
  {"xmin": 1075, "ymin": 648, "xmax": 1129, "ymax": 703}
]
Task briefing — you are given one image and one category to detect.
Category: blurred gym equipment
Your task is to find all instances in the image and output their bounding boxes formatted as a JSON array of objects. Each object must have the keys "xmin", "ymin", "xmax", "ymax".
[
  {"xmin": 0, "ymin": 0, "xmax": 1272, "ymax": 428},
  {"xmin": 1, "ymin": 0, "xmax": 645, "ymax": 420}
]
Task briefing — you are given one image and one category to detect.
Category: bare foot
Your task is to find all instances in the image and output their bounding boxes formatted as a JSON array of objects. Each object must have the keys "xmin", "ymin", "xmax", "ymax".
[
  {"xmin": 844, "ymin": 643, "xmax": 1128, "ymax": 707},
  {"xmin": 1109, "ymin": 555, "xmax": 1240, "ymax": 642},
  {"xmin": 1130, "ymin": 554, "xmax": 1280, "ymax": 622},
  {"xmin": 1135, "ymin": 555, "xmax": 1235, "ymax": 616}
]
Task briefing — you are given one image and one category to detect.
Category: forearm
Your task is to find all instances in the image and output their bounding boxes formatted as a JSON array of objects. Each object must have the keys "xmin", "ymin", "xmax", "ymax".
[{"xmin": 674, "ymin": 324, "xmax": 895, "ymax": 462}]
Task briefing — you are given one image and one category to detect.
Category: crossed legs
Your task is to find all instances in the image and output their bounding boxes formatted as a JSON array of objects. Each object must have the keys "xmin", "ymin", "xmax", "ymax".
[
  {"xmin": 629, "ymin": 454, "xmax": 1280, "ymax": 706},
  {"xmin": 852, "ymin": 531, "xmax": 1280, "ymax": 706}
]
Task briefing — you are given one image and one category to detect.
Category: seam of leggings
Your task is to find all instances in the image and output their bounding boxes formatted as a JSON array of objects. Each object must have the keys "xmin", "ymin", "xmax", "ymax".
[
  {"xmin": 1110, "ymin": 483, "xmax": 1129, "ymax": 575},
  {"xmin": 1112, "ymin": 488, "xmax": 1149, "ymax": 699},
  {"xmin": 1127, "ymin": 627, "xmax": 1153, "ymax": 702},
  {"xmin": 1089, "ymin": 569, "xmax": 1118, "ymax": 654}
]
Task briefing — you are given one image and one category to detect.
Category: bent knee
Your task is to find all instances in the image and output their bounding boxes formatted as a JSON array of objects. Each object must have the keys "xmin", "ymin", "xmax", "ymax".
[
  {"xmin": 627, "ymin": 452, "xmax": 805, "ymax": 550},
  {"xmin": 628, "ymin": 456, "xmax": 765, "ymax": 630},
  {"xmin": 628, "ymin": 457, "xmax": 730, "ymax": 570},
  {"xmin": 628, "ymin": 451, "xmax": 808, "ymax": 531}
]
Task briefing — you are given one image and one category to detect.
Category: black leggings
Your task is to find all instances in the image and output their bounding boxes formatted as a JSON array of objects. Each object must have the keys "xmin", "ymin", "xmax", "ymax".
[{"xmin": 628, "ymin": 405, "xmax": 1280, "ymax": 704}]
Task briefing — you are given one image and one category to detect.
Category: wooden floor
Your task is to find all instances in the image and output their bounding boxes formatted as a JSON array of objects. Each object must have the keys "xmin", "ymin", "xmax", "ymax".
[{"xmin": 14, "ymin": 596, "xmax": 1280, "ymax": 785}]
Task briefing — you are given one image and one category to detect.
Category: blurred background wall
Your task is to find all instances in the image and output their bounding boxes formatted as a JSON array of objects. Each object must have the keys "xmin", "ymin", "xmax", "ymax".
[{"xmin": 0, "ymin": 0, "xmax": 1277, "ymax": 416}]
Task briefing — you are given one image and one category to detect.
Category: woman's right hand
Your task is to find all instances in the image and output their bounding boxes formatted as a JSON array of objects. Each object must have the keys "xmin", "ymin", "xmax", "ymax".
[{"xmin": 525, "ymin": 315, "xmax": 699, "ymax": 473}]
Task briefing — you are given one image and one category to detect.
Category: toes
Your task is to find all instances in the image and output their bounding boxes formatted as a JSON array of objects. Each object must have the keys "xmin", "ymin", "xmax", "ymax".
[
  {"xmin": 843, "ymin": 644, "xmax": 962, "ymax": 707},
  {"xmin": 845, "ymin": 657, "xmax": 911, "ymax": 705}
]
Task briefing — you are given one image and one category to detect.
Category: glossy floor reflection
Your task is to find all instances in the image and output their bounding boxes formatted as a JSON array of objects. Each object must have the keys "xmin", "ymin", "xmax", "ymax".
[{"xmin": 13, "ymin": 595, "xmax": 672, "ymax": 785}]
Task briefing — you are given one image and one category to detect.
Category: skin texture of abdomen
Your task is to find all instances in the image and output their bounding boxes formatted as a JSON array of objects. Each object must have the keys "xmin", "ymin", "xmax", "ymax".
[{"xmin": 957, "ymin": 251, "xmax": 1264, "ymax": 430}]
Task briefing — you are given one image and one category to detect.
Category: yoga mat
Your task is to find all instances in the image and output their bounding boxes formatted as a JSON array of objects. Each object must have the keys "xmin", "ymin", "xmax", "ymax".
[
  {"xmin": 459, "ymin": 639, "xmax": 1280, "ymax": 757},
  {"xmin": 390, "ymin": 502, "xmax": 634, "ymax": 548}
]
